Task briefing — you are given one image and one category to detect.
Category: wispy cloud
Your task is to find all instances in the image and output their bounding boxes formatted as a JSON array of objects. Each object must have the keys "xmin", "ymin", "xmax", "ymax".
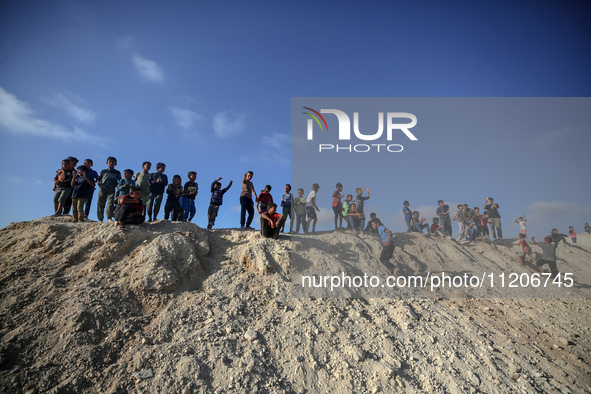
[
  {"xmin": 0, "ymin": 86, "xmax": 107, "ymax": 145},
  {"xmin": 240, "ymin": 133, "xmax": 290, "ymax": 166},
  {"xmin": 169, "ymin": 107, "xmax": 204, "ymax": 132},
  {"xmin": 536, "ymin": 127, "xmax": 583, "ymax": 148},
  {"xmin": 212, "ymin": 110, "xmax": 245, "ymax": 138},
  {"xmin": 45, "ymin": 92, "xmax": 96, "ymax": 124},
  {"xmin": 132, "ymin": 53, "xmax": 164, "ymax": 83},
  {"xmin": 117, "ymin": 36, "xmax": 133, "ymax": 50},
  {"xmin": 525, "ymin": 201, "xmax": 591, "ymax": 234}
]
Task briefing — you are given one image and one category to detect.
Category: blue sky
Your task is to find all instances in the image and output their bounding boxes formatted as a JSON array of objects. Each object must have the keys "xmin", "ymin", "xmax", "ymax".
[{"xmin": 1, "ymin": 1, "xmax": 590, "ymax": 236}]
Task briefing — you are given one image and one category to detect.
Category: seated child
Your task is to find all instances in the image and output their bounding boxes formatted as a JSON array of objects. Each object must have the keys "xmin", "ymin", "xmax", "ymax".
[
  {"xmin": 585, "ymin": 223, "xmax": 591, "ymax": 233},
  {"xmin": 208, "ymin": 177, "xmax": 233, "ymax": 229},
  {"xmin": 257, "ymin": 185, "xmax": 273, "ymax": 214},
  {"xmin": 260, "ymin": 202, "xmax": 286, "ymax": 239},
  {"xmin": 71, "ymin": 165, "xmax": 95, "ymax": 223},
  {"xmin": 410, "ymin": 211, "xmax": 430, "ymax": 234},
  {"xmin": 164, "ymin": 175, "xmax": 184, "ymax": 221},
  {"xmin": 430, "ymin": 217, "xmax": 443, "ymax": 235},
  {"xmin": 294, "ymin": 188, "xmax": 307, "ymax": 234},
  {"xmin": 347, "ymin": 202, "xmax": 365, "ymax": 232},
  {"xmin": 467, "ymin": 222, "xmax": 478, "ymax": 243},
  {"xmin": 114, "ymin": 186, "xmax": 145, "ymax": 230}
]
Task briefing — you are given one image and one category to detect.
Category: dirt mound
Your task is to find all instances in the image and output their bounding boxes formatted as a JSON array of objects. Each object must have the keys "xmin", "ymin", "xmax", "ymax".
[{"xmin": 0, "ymin": 216, "xmax": 590, "ymax": 393}]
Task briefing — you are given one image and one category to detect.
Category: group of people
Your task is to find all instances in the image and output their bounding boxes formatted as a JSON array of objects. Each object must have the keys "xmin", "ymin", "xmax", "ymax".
[
  {"xmin": 53, "ymin": 156, "xmax": 232, "ymax": 230},
  {"xmin": 401, "ymin": 198, "xmax": 504, "ymax": 243}
]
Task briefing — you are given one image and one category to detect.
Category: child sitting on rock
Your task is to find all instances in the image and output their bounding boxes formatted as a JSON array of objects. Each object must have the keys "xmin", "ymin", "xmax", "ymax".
[
  {"xmin": 114, "ymin": 187, "xmax": 145, "ymax": 230},
  {"xmin": 260, "ymin": 203, "xmax": 286, "ymax": 239}
]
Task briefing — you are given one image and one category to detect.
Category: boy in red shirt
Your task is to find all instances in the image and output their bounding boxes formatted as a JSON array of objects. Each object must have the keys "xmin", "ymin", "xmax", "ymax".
[
  {"xmin": 114, "ymin": 187, "xmax": 145, "ymax": 230},
  {"xmin": 260, "ymin": 203, "xmax": 286, "ymax": 239}
]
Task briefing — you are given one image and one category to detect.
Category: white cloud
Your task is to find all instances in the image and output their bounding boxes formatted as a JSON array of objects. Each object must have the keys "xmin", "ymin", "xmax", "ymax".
[
  {"xmin": 240, "ymin": 132, "xmax": 290, "ymax": 166},
  {"xmin": 45, "ymin": 92, "xmax": 96, "ymax": 124},
  {"xmin": 132, "ymin": 53, "xmax": 164, "ymax": 83},
  {"xmin": 0, "ymin": 86, "xmax": 107, "ymax": 145},
  {"xmin": 212, "ymin": 110, "xmax": 245, "ymax": 138},
  {"xmin": 536, "ymin": 127, "xmax": 583, "ymax": 148},
  {"xmin": 169, "ymin": 107, "xmax": 204, "ymax": 131},
  {"xmin": 117, "ymin": 36, "xmax": 133, "ymax": 50}
]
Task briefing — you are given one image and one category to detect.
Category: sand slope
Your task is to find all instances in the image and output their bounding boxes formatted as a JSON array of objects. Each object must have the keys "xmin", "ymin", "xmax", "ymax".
[{"xmin": 0, "ymin": 216, "xmax": 589, "ymax": 393}]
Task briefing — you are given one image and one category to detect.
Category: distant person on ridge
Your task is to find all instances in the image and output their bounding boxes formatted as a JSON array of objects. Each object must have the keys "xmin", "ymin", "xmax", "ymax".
[
  {"xmin": 240, "ymin": 171, "xmax": 258, "ymax": 230},
  {"xmin": 484, "ymin": 197, "xmax": 502, "ymax": 240}
]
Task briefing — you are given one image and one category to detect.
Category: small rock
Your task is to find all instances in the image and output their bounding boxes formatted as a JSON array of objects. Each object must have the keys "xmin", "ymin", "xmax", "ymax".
[
  {"xmin": 244, "ymin": 330, "xmax": 258, "ymax": 341},
  {"xmin": 297, "ymin": 356, "xmax": 304, "ymax": 362},
  {"xmin": 225, "ymin": 326, "xmax": 233, "ymax": 335},
  {"xmin": 558, "ymin": 338, "xmax": 569, "ymax": 347},
  {"xmin": 351, "ymin": 348, "xmax": 365, "ymax": 362},
  {"xmin": 72, "ymin": 377, "xmax": 83, "ymax": 386},
  {"xmin": 133, "ymin": 369, "xmax": 153, "ymax": 379}
]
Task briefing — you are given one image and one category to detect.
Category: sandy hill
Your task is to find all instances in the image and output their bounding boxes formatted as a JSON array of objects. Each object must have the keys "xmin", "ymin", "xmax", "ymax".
[{"xmin": 0, "ymin": 217, "xmax": 590, "ymax": 393}]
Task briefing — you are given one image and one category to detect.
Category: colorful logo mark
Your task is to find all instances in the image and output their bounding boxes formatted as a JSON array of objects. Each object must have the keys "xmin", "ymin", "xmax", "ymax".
[{"xmin": 302, "ymin": 107, "xmax": 329, "ymax": 131}]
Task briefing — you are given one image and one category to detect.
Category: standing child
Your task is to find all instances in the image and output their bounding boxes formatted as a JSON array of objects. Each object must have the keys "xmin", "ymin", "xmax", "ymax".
[
  {"xmin": 147, "ymin": 163, "xmax": 168, "ymax": 222},
  {"xmin": 306, "ymin": 183, "xmax": 320, "ymax": 234},
  {"xmin": 117, "ymin": 169, "xmax": 136, "ymax": 198},
  {"xmin": 71, "ymin": 165, "xmax": 95, "ymax": 222},
  {"xmin": 53, "ymin": 158, "xmax": 75, "ymax": 216},
  {"xmin": 62, "ymin": 156, "xmax": 78, "ymax": 215},
  {"xmin": 515, "ymin": 216, "xmax": 527, "ymax": 236},
  {"xmin": 355, "ymin": 187, "xmax": 370, "ymax": 215},
  {"xmin": 403, "ymin": 201, "xmax": 412, "ymax": 232},
  {"xmin": 96, "ymin": 157, "xmax": 122, "ymax": 222},
  {"xmin": 569, "ymin": 226, "xmax": 577, "ymax": 243},
  {"xmin": 240, "ymin": 171, "xmax": 257, "ymax": 230},
  {"xmin": 207, "ymin": 177, "xmax": 232, "ymax": 229},
  {"xmin": 436, "ymin": 200, "xmax": 451, "ymax": 236},
  {"xmin": 182, "ymin": 171, "xmax": 199, "ymax": 222},
  {"xmin": 164, "ymin": 175, "xmax": 184, "ymax": 221},
  {"xmin": 481, "ymin": 212, "xmax": 490, "ymax": 241},
  {"xmin": 83, "ymin": 159, "xmax": 99, "ymax": 219},
  {"xmin": 453, "ymin": 204, "xmax": 466, "ymax": 240},
  {"xmin": 134, "ymin": 161, "xmax": 152, "ymax": 206},
  {"xmin": 342, "ymin": 194, "xmax": 354, "ymax": 229},
  {"xmin": 584, "ymin": 223, "xmax": 591, "ymax": 233},
  {"xmin": 257, "ymin": 185, "xmax": 273, "ymax": 214},
  {"xmin": 294, "ymin": 188, "xmax": 307, "ymax": 234},
  {"xmin": 332, "ymin": 182, "xmax": 344, "ymax": 230},
  {"xmin": 280, "ymin": 184, "xmax": 294, "ymax": 233}
]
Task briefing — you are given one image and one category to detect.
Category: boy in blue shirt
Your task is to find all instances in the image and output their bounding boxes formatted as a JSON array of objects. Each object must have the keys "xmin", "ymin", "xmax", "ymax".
[
  {"xmin": 182, "ymin": 171, "xmax": 199, "ymax": 222},
  {"xmin": 372, "ymin": 220, "xmax": 397, "ymax": 275},
  {"xmin": 117, "ymin": 169, "xmax": 136, "ymax": 198},
  {"xmin": 403, "ymin": 201, "xmax": 412, "ymax": 232}
]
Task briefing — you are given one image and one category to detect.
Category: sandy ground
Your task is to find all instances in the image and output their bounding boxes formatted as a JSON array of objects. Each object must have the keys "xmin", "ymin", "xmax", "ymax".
[{"xmin": 0, "ymin": 216, "xmax": 589, "ymax": 393}]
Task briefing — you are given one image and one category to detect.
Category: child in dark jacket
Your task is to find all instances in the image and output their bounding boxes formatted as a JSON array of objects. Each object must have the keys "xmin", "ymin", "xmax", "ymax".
[
  {"xmin": 164, "ymin": 175, "xmax": 184, "ymax": 221},
  {"xmin": 208, "ymin": 177, "xmax": 233, "ymax": 229}
]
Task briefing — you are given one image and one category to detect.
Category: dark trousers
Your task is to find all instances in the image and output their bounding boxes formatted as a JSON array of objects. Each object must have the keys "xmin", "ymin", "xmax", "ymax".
[
  {"xmin": 261, "ymin": 215, "xmax": 287, "ymax": 238},
  {"xmin": 240, "ymin": 196, "xmax": 254, "ymax": 227},
  {"xmin": 208, "ymin": 204, "xmax": 220, "ymax": 227},
  {"xmin": 380, "ymin": 244, "xmax": 396, "ymax": 272},
  {"xmin": 164, "ymin": 199, "xmax": 183, "ymax": 221},
  {"xmin": 114, "ymin": 205, "xmax": 145, "ymax": 225},
  {"xmin": 84, "ymin": 189, "xmax": 95, "ymax": 217},
  {"xmin": 296, "ymin": 213, "xmax": 306, "ymax": 233},
  {"xmin": 147, "ymin": 192, "xmax": 163, "ymax": 220},
  {"xmin": 536, "ymin": 259, "xmax": 559, "ymax": 278}
]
